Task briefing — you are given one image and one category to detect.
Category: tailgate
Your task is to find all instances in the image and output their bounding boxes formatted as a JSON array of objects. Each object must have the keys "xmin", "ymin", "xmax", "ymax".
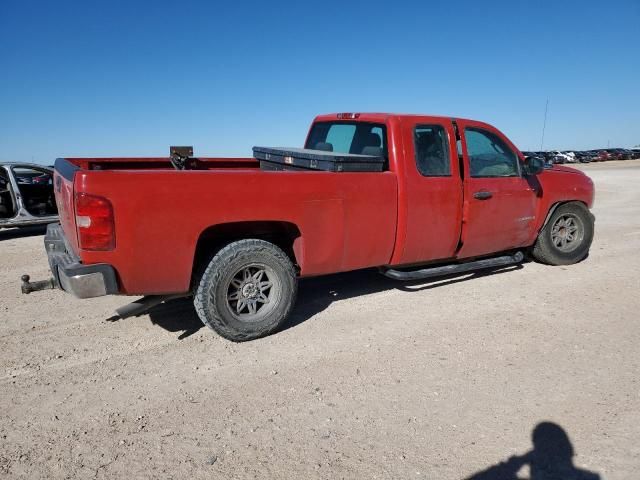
[{"xmin": 53, "ymin": 158, "xmax": 80, "ymax": 255}]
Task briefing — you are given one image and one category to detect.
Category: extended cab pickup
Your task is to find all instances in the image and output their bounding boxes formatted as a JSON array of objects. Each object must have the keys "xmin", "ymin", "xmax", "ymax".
[{"xmin": 28, "ymin": 113, "xmax": 595, "ymax": 341}]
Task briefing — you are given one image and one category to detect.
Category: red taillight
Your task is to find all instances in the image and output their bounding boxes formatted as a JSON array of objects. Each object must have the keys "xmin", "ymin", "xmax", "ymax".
[{"xmin": 75, "ymin": 193, "xmax": 115, "ymax": 251}]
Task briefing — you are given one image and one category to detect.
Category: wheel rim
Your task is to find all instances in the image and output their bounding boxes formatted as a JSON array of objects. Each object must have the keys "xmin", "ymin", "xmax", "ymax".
[
  {"xmin": 225, "ymin": 263, "xmax": 281, "ymax": 322},
  {"xmin": 550, "ymin": 213, "xmax": 584, "ymax": 252}
]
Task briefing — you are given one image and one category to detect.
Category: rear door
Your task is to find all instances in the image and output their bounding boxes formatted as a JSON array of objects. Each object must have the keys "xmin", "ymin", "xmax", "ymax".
[
  {"xmin": 455, "ymin": 120, "xmax": 537, "ymax": 259},
  {"xmin": 393, "ymin": 117, "xmax": 463, "ymax": 264}
]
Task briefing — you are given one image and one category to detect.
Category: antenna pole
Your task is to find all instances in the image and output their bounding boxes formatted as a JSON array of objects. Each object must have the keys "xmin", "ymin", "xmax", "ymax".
[{"xmin": 540, "ymin": 98, "xmax": 549, "ymax": 151}]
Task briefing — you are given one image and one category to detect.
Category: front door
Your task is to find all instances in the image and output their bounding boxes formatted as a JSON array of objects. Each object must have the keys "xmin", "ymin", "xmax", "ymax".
[{"xmin": 456, "ymin": 120, "xmax": 537, "ymax": 259}]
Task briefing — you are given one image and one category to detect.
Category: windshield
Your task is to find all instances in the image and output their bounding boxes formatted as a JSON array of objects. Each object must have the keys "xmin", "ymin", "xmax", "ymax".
[{"xmin": 305, "ymin": 122, "xmax": 388, "ymax": 158}]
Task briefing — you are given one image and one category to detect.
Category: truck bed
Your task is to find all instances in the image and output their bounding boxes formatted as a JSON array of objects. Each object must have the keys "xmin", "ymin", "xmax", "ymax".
[
  {"xmin": 65, "ymin": 156, "xmax": 261, "ymax": 171},
  {"xmin": 54, "ymin": 157, "xmax": 398, "ymax": 295}
]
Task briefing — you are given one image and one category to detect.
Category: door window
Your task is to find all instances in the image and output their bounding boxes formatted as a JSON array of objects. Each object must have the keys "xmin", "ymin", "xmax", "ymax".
[
  {"xmin": 414, "ymin": 125, "xmax": 450, "ymax": 176},
  {"xmin": 465, "ymin": 128, "xmax": 519, "ymax": 177}
]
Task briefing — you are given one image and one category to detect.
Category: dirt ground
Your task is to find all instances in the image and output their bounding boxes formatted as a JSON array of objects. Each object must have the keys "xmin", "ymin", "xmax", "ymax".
[{"xmin": 1, "ymin": 160, "xmax": 639, "ymax": 479}]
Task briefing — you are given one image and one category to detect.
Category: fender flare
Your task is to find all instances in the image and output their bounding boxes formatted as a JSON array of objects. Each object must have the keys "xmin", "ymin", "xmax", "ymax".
[{"xmin": 539, "ymin": 200, "xmax": 590, "ymax": 232}]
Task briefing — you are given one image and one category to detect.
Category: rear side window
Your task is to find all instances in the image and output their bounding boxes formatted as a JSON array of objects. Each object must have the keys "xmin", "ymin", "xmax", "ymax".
[
  {"xmin": 305, "ymin": 122, "xmax": 388, "ymax": 158},
  {"xmin": 465, "ymin": 128, "xmax": 519, "ymax": 177},
  {"xmin": 414, "ymin": 125, "xmax": 450, "ymax": 176}
]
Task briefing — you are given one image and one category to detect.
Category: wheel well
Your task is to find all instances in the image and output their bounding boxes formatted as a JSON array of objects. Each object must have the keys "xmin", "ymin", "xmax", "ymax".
[
  {"xmin": 192, "ymin": 221, "xmax": 301, "ymax": 285},
  {"xmin": 541, "ymin": 200, "xmax": 589, "ymax": 231}
]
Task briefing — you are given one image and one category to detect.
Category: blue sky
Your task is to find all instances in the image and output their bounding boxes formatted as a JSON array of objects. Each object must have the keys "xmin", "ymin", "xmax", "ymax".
[{"xmin": 1, "ymin": 0, "xmax": 638, "ymax": 164}]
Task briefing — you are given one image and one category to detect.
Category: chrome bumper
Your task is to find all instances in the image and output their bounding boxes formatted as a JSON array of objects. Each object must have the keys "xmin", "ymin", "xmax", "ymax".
[{"xmin": 45, "ymin": 223, "xmax": 118, "ymax": 299}]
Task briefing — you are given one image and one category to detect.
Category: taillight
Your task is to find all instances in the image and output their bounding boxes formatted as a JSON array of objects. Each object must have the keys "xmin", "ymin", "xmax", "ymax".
[{"xmin": 75, "ymin": 193, "xmax": 115, "ymax": 251}]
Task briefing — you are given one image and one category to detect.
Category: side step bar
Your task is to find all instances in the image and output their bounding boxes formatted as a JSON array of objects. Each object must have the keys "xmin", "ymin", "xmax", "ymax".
[{"xmin": 380, "ymin": 251, "xmax": 524, "ymax": 281}]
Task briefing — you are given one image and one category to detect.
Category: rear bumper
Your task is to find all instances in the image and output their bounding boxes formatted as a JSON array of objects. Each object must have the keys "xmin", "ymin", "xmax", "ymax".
[{"xmin": 45, "ymin": 223, "xmax": 118, "ymax": 298}]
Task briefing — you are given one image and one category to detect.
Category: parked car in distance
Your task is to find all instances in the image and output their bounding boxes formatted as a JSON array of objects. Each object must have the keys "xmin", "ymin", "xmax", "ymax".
[
  {"xmin": 24, "ymin": 113, "xmax": 596, "ymax": 342},
  {"xmin": 571, "ymin": 151, "xmax": 590, "ymax": 163},
  {"xmin": 584, "ymin": 151, "xmax": 601, "ymax": 162},
  {"xmin": 1, "ymin": 163, "xmax": 59, "ymax": 229},
  {"xmin": 549, "ymin": 151, "xmax": 574, "ymax": 164},
  {"xmin": 619, "ymin": 148, "xmax": 634, "ymax": 160},
  {"xmin": 607, "ymin": 148, "xmax": 633, "ymax": 160}
]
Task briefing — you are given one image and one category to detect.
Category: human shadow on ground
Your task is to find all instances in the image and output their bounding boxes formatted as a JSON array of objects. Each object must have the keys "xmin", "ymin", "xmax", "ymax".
[
  {"xmin": 464, "ymin": 422, "xmax": 600, "ymax": 480},
  {"xmin": 141, "ymin": 263, "xmax": 523, "ymax": 339},
  {"xmin": 0, "ymin": 224, "xmax": 47, "ymax": 241}
]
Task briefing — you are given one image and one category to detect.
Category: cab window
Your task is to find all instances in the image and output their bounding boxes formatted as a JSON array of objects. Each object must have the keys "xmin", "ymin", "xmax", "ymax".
[
  {"xmin": 465, "ymin": 128, "xmax": 519, "ymax": 177},
  {"xmin": 414, "ymin": 125, "xmax": 450, "ymax": 176},
  {"xmin": 306, "ymin": 122, "xmax": 388, "ymax": 158}
]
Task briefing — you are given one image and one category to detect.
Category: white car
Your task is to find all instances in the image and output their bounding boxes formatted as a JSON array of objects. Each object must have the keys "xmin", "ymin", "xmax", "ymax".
[{"xmin": 549, "ymin": 151, "xmax": 575, "ymax": 164}]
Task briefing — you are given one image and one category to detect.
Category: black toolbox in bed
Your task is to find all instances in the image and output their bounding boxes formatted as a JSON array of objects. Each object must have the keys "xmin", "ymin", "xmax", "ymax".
[{"xmin": 253, "ymin": 147, "xmax": 385, "ymax": 172}]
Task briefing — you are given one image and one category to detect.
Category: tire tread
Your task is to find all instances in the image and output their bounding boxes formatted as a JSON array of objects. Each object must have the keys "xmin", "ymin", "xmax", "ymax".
[
  {"xmin": 532, "ymin": 202, "xmax": 594, "ymax": 266},
  {"xmin": 193, "ymin": 239, "xmax": 297, "ymax": 341}
]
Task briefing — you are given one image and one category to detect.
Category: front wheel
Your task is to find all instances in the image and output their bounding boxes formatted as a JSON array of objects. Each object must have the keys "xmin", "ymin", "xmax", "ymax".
[
  {"xmin": 194, "ymin": 239, "xmax": 298, "ymax": 342},
  {"xmin": 532, "ymin": 202, "xmax": 594, "ymax": 265}
]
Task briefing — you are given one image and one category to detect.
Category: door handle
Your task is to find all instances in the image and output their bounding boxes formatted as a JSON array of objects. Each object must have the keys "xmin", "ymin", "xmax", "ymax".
[{"xmin": 473, "ymin": 190, "xmax": 493, "ymax": 200}]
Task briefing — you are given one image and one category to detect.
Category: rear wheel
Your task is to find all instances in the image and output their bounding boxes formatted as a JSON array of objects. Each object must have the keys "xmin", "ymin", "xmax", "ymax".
[
  {"xmin": 532, "ymin": 202, "xmax": 594, "ymax": 265},
  {"xmin": 194, "ymin": 239, "xmax": 297, "ymax": 342}
]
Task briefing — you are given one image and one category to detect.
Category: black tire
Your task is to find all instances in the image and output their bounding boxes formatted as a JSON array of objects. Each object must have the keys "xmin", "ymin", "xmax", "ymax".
[
  {"xmin": 194, "ymin": 239, "xmax": 297, "ymax": 342},
  {"xmin": 532, "ymin": 202, "xmax": 594, "ymax": 266}
]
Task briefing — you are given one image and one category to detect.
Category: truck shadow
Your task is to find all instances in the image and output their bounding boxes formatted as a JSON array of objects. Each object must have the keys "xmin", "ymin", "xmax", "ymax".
[
  {"xmin": 282, "ymin": 264, "xmax": 523, "ymax": 333},
  {"xmin": 145, "ymin": 263, "xmax": 524, "ymax": 339},
  {"xmin": 0, "ymin": 225, "xmax": 47, "ymax": 241},
  {"xmin": 146, "ymin": 297, "xmax": 204, "ymax": 340}
]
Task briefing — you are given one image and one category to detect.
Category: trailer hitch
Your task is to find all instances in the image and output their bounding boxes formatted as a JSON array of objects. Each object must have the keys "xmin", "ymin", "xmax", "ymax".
[{"xmin": 21, "ymin": 274, "xmax": 56, "ymax": 294}]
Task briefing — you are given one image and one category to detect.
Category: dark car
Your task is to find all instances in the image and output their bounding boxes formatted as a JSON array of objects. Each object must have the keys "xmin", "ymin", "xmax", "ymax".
[
  {"xmin": 607, "ymin": 148, "xmax": 632, "ymax": 160},
  {"xmin": 585, "ymin": 150, "xmax": 601, "ymax": 162},
  {"xmin": 572, "ymin": 151, "xmax": 591, "ymax": 163},
  {"xmin": 620, "ymin": 149, "xmax": 635, "ymax": 160},
  {"xmin": 523, "ymin": 151, "xmax": 551, "ymax": 167}
]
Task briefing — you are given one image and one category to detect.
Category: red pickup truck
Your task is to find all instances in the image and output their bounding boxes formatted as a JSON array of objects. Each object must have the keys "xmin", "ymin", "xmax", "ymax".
[{"xmin": 24, "ymin": 113, "xmax": 595, "ymax": 341}]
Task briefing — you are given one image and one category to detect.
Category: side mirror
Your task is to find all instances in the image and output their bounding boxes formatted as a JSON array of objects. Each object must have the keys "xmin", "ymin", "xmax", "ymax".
[{"xmin": 523, "ymin": 156, "xmax": 545, "ymax": 176}]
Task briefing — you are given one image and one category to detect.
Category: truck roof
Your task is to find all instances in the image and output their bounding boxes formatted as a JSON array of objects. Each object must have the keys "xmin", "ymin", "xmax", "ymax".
[{"xmin": 314, "ymin": 112, "xmax": 478, "ymax": 123}]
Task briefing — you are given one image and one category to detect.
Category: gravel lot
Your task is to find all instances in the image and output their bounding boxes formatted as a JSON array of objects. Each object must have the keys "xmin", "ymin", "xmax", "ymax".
[{"xmin": 1, "ymin": 161, "xmax": 639, "ymax": 479}]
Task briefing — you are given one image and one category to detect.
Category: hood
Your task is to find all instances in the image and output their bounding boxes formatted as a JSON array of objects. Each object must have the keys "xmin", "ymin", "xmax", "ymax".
[{"xmin": 547, "ymin": 165, "xmax": 586, "ymax": 175}]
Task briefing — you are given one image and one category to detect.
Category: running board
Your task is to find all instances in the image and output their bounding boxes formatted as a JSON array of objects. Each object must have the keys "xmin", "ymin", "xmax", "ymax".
[{"xmin": 380, "ymin": 252, "xmax": 524, "ymax": 281}]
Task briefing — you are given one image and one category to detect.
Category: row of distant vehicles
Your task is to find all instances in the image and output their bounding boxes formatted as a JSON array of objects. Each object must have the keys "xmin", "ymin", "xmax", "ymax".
[{"xmin": 522, "ymin": 148, "xmax": 640, "ymax": 164}]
